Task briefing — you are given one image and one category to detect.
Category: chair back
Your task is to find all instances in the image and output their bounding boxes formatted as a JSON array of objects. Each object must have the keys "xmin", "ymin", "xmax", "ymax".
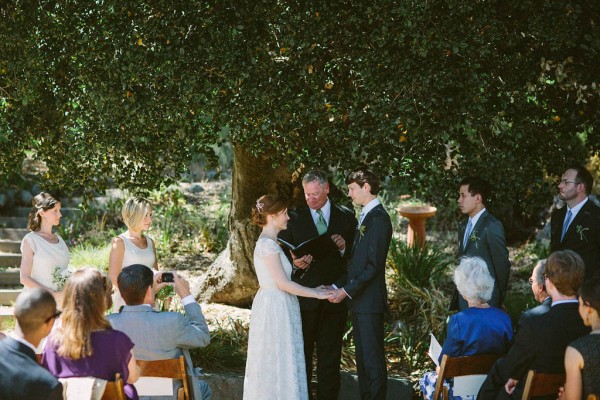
[
  {"xmin": 136, "ymin": 355, "xmax": 190, "ymax": 400},
  {"xmin": 432, "ymin": 353, "xmax": 502, "ymax": 400},
  {"xmin": 520, "ymin": 370, "xmax": 565, "ymax": 400},
  {"xmin": 101, "ymin": 373, "xmax": 126, "ymax": 400}
]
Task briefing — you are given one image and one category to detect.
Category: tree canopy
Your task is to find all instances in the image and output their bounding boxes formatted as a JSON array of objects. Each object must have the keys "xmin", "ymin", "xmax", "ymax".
[{"xmin": 1, "ymin": 1, "xmax": 599, "ymax": 218}]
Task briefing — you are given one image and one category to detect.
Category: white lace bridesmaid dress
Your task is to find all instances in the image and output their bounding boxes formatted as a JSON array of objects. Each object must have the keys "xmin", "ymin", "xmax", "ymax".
[{"xmin": 243, "ymin": 237, "xmax": 308, "ymax": 400}]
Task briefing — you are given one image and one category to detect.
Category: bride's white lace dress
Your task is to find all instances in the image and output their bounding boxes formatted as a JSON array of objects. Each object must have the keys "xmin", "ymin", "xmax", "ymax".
[{"xmin": 243, "ymin": 237, "xmax": 308, "ymax": 400}]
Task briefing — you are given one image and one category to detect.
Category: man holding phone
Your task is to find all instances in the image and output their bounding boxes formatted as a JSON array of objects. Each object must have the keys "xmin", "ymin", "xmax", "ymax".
[{"xmin": 107, "ymin": 264, "xmax": 212, "ymax": 400}]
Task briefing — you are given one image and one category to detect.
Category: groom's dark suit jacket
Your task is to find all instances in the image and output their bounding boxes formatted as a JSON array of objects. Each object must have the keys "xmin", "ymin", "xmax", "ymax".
[
  {"xmin": 338, "ymin": 204, "xmax": 392, "ymax": 313},
  {"xmin": 453, "ymin": 210, "xmax": 510, "ymax": 310},
  {"xmin": 0, "ymin": 337, "xmax": 63, "ymax": 400},
  {"xmin": 550, "ymin": 199, "xmax": 600, "ymax": 280},
  {"xmin": 279, "ymin": 203, "xmax": 356, "ymax": 310}
]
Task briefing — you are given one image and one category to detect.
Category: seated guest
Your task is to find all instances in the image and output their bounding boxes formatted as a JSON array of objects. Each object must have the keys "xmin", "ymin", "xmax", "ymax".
[
  {"xmin": 478, "ymin": 250, "xmax": 590, "ymax": 400},
  {"xmin": 107, "ymin": 264, "xmax": 211, "ymax": 400},
  {"xmin": 42, "ymin": 269, "xmax": 140, "ymax": 400},
  {"xmin": 420, "ymin": 257, "xmax": 513, "ymax": 400},
  {"xmin": 517, "ymin": 259, "xmax": 551, "ymax": 330},
  {"xmin": 0, "ymin": 288, "xmax": 62, "ymax": 400},
  {"xmin": 562, "ymin": 276, "xmax": 600, "ymax": 399}
]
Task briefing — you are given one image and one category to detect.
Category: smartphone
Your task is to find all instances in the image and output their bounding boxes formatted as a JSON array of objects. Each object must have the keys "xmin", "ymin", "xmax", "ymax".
[{"xmin": 161, "ymin": 272, "xmax": 174, "ymax": 283}]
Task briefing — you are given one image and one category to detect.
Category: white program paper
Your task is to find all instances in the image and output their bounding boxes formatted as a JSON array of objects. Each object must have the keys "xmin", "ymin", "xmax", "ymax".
[
  {"xmin": 134, "ymin": 377, "xmax": 174, "ymax": 396},
  {"xmin": 453, "ymin": 375, "xmax": 487, "ymax": 396},
  {"xmin": 428, "ymin": 333, "xmax": 442, "ymax": 366}
]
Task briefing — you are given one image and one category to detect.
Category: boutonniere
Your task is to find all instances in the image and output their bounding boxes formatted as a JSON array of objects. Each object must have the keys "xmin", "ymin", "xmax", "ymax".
[
  {"xmin": 469, "ymin": 230, "xmax": 480, "ymax": 248},
  {"xmin": 576, "ymin": 225, "xmax": 589, "ymax": 242},
  {"xmin": 358, "ymin": 224, "xmax": 366, "ymax": 239}
]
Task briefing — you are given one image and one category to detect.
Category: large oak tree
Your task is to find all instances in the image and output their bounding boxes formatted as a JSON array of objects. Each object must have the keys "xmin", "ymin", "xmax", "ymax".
[{"xmin": 1, "ymin": 1, "xmax": 598, "ymax": 304}]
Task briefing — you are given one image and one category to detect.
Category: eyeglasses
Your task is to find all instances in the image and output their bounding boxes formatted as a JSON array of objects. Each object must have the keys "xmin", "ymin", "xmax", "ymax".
[
  {"xmin": 45, "ymin": 310, "xmax": 62, "ymax": 323},
  {"xmin": 559, "ymin": 179, "xmax": 581, "ymax": 185},
  {"xmin": 528, "ymin": 278, "xmax": 534, "ymax": 285}
]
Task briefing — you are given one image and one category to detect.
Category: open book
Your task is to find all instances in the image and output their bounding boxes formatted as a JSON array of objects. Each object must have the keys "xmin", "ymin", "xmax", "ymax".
[{"xmin": 278, "ymin": 234, "xmax": 338, "ymax": 260}]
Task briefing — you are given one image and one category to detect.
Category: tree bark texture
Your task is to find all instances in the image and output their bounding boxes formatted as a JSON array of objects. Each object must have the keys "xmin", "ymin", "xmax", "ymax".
[{"xmin": 192, "ymin": 144, "xmax": 294, "ymax": 306}]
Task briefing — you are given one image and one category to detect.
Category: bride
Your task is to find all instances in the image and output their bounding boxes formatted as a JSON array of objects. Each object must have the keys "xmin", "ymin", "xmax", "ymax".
[{"xmin": 243, "ymin": 195, "xmax": 332, "ymax": 400}]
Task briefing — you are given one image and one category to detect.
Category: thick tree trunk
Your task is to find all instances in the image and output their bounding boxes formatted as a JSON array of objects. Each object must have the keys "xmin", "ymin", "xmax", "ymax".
[{"xmin": 192, "ymin": 144, "xmax": 293, "ymax": 306}]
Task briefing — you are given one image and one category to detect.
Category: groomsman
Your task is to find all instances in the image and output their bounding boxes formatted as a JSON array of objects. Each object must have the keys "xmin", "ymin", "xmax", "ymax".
[
  {"xmin": 452, "ymin": 176, "xmax": 510, "ymax": 310},
  {"xmin": 329, "ymin": 168, "xmax": 393, "ymax": 400},
  {"xmin": 279, "ymin": 170, "xmax": 356, "ymax": 400},
  {"xmin": 550, "ymin": 166, "xmax": 600, "ymax": 280}
]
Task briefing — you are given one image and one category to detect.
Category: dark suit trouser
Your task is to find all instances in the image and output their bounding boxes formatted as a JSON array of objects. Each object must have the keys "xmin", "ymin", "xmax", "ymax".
[
  {"xmin": 301, "ymin": 302, "xmax": 347, "ymax": 400},
  {"xmin": 351, "ymin": 312, "xmax": 387, "ymax": 400}
]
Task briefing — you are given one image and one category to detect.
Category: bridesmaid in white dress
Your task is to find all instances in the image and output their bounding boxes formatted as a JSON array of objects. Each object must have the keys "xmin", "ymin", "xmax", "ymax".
[
  {"xmin": 243, "ymin": 195, "xmax": 332, "ymax": 400},
  {"xmin": 20, "ymin": 192, "xmax": 70, "ymax": 303},
  {"xmin": 108, "ymin": 196, "xmax": 158, "ymax": 310}
]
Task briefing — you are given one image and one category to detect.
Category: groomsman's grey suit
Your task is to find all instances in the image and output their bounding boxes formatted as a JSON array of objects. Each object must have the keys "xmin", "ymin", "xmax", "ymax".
[
  {"xmin": 454, "ymin": 177, "xmax": 510, "ymax": 311},
  {"xmin": 454, "ymin": 210, "xmax": 511, "ymax": 309}
]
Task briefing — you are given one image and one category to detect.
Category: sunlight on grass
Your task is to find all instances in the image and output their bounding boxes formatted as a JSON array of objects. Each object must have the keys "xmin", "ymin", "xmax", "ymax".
[{"xmin": 69, "ymin": 244, "xmax": 111, "ymax": 272}]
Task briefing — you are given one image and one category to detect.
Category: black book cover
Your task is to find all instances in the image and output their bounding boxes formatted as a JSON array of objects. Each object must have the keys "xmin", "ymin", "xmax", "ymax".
[{"xmin": 277, "ymin": 234, "xmax": 338, "ymax": 260}]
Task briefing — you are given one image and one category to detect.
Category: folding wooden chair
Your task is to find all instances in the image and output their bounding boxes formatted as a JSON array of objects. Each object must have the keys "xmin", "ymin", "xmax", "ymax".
[
  {"xmin": 101, "ymin": 373, "xmax": 126, "ymax": 400},
  {"xmin": 432, "ymin": 353, "xmax": 502, "ymax": 400},
  {"xmin": 520, "ymin": 370, "xmax": 565, "ymax": 400},
  {"xmin": 136, "ymin": 355, "xmax": 190, "ymax": 400}
]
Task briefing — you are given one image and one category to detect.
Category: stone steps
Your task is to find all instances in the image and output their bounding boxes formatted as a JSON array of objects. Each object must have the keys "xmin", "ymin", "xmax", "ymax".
[
  {"xmin": 0, "ymin": 289, "xmax": 21, "ymax": 305},
  {"xmin": 0, "ymin": 228, "xmax": 28, "ymax": 241},
  {"xmin": 0, "ymin": 253, "xmax": 21, "ymax": 268},
  {"xmin": 0, "ymin": 269, "xmax": 20, "ymax": 286},
  {"xmin": 0, "ymin": 240, "xmax": 21, "ymax": 253},
  {"xmin": 12, "ymin": 207, "xmax": 81, "ymax": 218},
  {"xmin": 0, "ymin": 217, "xmax": 27, "ymax": 229}
]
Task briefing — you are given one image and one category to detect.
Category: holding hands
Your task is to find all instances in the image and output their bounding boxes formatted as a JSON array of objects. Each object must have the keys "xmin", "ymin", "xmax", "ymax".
[{"xmin": 313, "ymin": 285, "xmax": 348, "ymax": 303}]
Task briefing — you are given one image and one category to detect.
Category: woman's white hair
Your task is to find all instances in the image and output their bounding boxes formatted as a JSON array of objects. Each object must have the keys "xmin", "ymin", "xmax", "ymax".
[{"xmin": 454, "ymin": 256, "xmax": 495, "ymax": 303}]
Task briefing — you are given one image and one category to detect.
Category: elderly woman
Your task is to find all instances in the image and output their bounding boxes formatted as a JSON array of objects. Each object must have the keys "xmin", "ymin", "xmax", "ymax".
[{"xmin": 420, "ymin": 257, "xmax": 513, "ymax": 400}]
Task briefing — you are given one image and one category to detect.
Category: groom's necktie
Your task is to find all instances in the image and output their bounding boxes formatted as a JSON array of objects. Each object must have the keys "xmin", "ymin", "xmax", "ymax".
[
  {"xmin": 316, "ymin": 209, "xmax": 328, "ymax": 235},
  {"xmin": 561, "ymin": 209, "xmax": 573, "ymax": 242},
  {"xmin": 463, "ymin": 219, "xmax": 473, "ymax": 250}
]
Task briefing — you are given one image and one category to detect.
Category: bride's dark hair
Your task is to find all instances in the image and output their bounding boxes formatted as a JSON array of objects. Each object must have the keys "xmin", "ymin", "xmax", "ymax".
[{"xmin": 251, "ymin": 195, "xmax": 287, "ymax": 226}]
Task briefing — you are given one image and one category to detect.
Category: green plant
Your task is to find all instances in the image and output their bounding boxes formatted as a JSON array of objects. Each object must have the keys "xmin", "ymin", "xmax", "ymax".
[
  {"xmin": 387, "ymin": 238, "xmax": 452, "ymax": 289},
  {"xmin": 190, "ymin": 317, "xmax": 248, "ymax": 373},
  {"xmin": 69, "ymin": 244, "xmax": 111, "ymax": 273}
]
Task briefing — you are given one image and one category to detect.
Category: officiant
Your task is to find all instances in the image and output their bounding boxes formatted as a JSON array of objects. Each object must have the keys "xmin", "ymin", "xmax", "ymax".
[{"xmin": 279, "ymin": 169, "xmax": 357, "ymax": 400}]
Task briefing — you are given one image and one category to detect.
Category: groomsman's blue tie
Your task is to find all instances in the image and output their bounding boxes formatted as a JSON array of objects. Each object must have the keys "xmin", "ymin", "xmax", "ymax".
[
  {"xmin": 463, "ymin": 219, "xmax": 473, "ymax": 250},
  {"xmin": 561, "ymin": 209, "xmax": 573, "ymax": 242},
  {"xmin": 316, "ymin": 209, "xmax": 328, "ymax": 235}
]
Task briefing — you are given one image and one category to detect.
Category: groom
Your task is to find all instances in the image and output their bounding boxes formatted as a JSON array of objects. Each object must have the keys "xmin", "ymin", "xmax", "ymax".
[
  {"xmin": 279, "ymin": 169, "xmax": 357, "ymax": 399},
  {"xmin": 329, "ymin": 168, "xmax": 393, "ymax": 400}
]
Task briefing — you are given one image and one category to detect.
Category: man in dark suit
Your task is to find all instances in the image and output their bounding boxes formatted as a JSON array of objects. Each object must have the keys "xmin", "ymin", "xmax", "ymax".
[
  {"xmin": 329, "ymin": 168, "xmax": 393, "ymax": 400},
  {"xmin": 279, "ymin": 170, "xmax": 356, "ymax": 400},
  {"xmin": 0, "ymin": 288, "xmax": 62, "ymax": 400},
  {"xmin": 550, "ymin": 166, "xmax": 600, "ymax": 280},
  {"xmin": 478, "ymin": 250, "xmax": 590, "ymax": 400},
  {"xmin": 453, "ymin": 176, "xmax": 510, "ymax": 310},
  {"xmin": 518, "ymin": 259, "xmax": 551, "ymax": 329}
]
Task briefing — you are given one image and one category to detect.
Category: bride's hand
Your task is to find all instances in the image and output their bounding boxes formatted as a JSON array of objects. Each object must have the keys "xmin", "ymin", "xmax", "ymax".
[{"xmin": 314, "ymin": 286, "xmax": 333, "ymax": 299}]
